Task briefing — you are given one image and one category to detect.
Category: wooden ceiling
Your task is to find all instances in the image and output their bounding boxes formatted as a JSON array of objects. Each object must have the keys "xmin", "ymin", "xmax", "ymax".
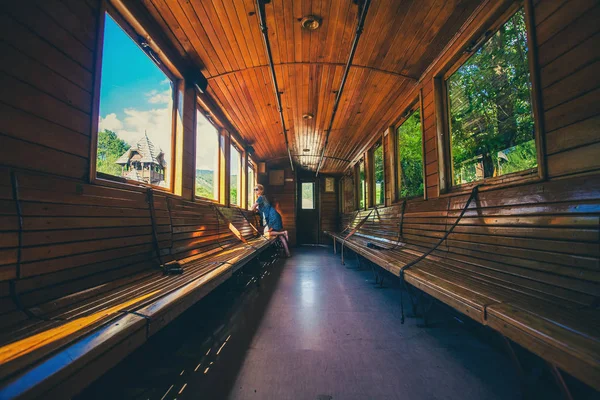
[{"xmin": 140, "ymin": 0, "xmax": 483, "ymax": 173}]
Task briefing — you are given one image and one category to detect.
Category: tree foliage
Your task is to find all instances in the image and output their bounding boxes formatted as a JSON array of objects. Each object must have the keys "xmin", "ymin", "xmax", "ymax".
[
  {"xmin": 398, "ymin": 109, "xmax": 424, "ymax": 198},
  {"xmin": 448, "ymin": 8, "xmax": 536, "ymax": 185},
  {"xmin": 97, "ymin": 129, "xmax": 130, "ymax": 176}
]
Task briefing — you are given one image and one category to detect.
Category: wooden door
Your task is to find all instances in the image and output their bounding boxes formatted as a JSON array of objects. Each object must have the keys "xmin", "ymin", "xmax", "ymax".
[{"xmin": 296, "ymin": 178, "xmax": 319, "ymax": 244}]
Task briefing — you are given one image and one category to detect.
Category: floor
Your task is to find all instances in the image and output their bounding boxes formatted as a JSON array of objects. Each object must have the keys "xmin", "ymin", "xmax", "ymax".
[{"xmin": 78, "ymin": 247, "xmax": 532, "ymax": 400}]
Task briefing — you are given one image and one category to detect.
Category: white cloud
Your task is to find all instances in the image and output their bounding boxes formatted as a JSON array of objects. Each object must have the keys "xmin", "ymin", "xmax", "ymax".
[
  {"xmin": 146, "ymin": 89, "xmax": 172, "ymax": 105},
  {"xmin": 99, "ymin": 113, "xmax": 123, "ymax": 131}
]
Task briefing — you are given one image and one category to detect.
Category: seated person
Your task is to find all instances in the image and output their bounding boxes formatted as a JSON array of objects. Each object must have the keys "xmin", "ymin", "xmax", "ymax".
[{"xmin": 250, "ymin": 185, "xmax": 291, "ymax": 257}]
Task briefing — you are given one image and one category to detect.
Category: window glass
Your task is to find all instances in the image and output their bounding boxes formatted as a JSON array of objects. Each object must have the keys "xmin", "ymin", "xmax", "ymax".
[
  {"xmin": 97, "ymin": 13, "xmax": 173, "ymax": 188},
  {"xmin": 447, "ymin": 8, "xmax": 536, "ymax": 185},
  {"xmin": 373, "ymin": 142, "xmax": 384, "ymax": 205},
  {"xmin": 358, "ymin": 160, "xmax": 365, "ymax": 209},
  {"xmin": 301, "ymin": 182, "xmax": 315, "ymax": 209},
  {"xmin": 230, "ymin": 145, "xmax": 241, "ymax": 206},
  {"xmin": 247, "ymin": 162, "xmax": 255, "ymax": 210},
  {"xmin": 195, "ymin": 110, "xmax": 219, "ymax": 200},
  {"xmin": 397, "ymin": 109, "xmax": 424, "ymax": 198}
]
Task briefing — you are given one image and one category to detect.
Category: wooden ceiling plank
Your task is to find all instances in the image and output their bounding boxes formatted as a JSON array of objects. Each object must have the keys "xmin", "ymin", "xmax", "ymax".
[
  {"xmin": 142, "ymin": 0, "xmax": 218, "ymax": 74},
  {"xmin": 187, "ymin": 0, "xmax": 237, "ymax": 72},
  {"xmin": 394, "ymin": 0, "xmax": 449, "ymax": 73},
  {"xmin": 214, "ymin": 0, "xmax": 253, "ymax": 70},
  {"xmin": 229, "ymin": 0, "xmax": 262, "ymax": 68},
  {"xmin": 175, "ymin": 1, "xmax": 231, "ymax": 75},
  {"xmin": 245, "ymin": 67, "xmax": 281, "ymax": 158},
  {"xmin": 403, "ymin": 0, "xmax": 482, "ymax": 76}
]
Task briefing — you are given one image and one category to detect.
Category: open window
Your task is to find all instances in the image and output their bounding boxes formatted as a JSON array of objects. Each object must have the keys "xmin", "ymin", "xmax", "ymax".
[
  {"xmin": 230, "ymin": 144, "xmax": 241, "ymax": 206},
  {"xmin": 372, "ymin": 140, "xmax": 385, "ymax": 205},
  {"xmin": 247, "ymin": 159, "xmax": 256, "ymax": 210},
  {"xmin": 397, "ymin": 105, "xmax": 424, "ymax": 198},
  {"xmin": 195, "ymin": 108, "xmax": 220, "ymax": 201},
  {"xmin": 95, "ymin": 11, "xmax": 176, "ymax": 190},
  {"xmin": 446, "ymin": 7, "xmax": 536, "ymax": 187},
  {"xmin": 301, "ymin": 182, "xmax": 315, "ymax": 210}
]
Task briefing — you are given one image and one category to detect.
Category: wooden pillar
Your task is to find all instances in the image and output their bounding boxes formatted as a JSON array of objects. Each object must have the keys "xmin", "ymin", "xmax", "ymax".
[
  {"xmin": 241, "ymin": 150, "xmax": 249, "ymax": 209},
  {"xmin": 365, "ymin": 150, "xmax": 374, "ymax": 209},
  {"xmin": 220, "ymin": 130, "xmax": 230, "ymax": 205}
]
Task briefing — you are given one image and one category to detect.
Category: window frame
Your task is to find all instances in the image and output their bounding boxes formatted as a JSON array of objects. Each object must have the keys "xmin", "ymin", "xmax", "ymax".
[
  {"xmin": 90, "ymin": 3, "xmax": 181, "ymax": 193},
  {"xmin": 438, "ymin": 1, "xmax": 544, "ymax": 193},
  {"xmin": 394, "ymin": 98, "xmax": 425, "ymax": 202},
  {"xmin": 194, "ymin": 104, "xmax": 222, "ymax": 204}
]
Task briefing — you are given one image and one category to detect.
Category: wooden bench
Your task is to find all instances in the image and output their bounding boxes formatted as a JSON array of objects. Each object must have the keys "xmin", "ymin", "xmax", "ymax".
[
  {"xmin": 0, "ymin": 168, "xmax": 275, "ymax": 399},
  {"xmin": 325, "ymin": 175, "xmax": 600, "ymax": 391}
]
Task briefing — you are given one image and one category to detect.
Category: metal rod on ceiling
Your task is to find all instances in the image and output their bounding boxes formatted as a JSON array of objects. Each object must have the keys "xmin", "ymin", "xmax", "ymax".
[
  {"xmin": 256, "ymin": 0, "xmax": 294, "ymax": 171},
  {"xmin": 316, "ymin": 0, "xmax": 371, "ymax": 177}
]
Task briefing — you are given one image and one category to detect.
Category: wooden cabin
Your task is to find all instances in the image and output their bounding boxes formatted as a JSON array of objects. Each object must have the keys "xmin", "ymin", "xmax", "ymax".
[{"xmin": 0, "ymin": 0, "xmax": 599, "ymax": 398}]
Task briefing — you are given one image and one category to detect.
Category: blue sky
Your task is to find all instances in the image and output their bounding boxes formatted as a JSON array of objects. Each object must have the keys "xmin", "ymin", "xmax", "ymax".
[{"xmin": 98, "ymin": 13, "xmax": 174, "ymax": 163}]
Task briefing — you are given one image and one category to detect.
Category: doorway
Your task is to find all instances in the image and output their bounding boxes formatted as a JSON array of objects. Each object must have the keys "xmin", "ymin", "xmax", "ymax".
[{"xmin": 296, "ymin": 178, "xmax": 319, "ymax": 244}]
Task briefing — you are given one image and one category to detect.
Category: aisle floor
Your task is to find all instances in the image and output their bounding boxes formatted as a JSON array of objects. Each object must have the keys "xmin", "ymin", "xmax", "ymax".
[{"xmin": 79, "ymin": 247, "xmax": 523, "ymax": 400}]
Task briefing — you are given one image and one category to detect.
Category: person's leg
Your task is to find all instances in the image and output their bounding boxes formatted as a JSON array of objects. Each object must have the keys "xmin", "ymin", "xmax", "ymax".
[{"xmin": 278, "ymin": 236, "xmax": 291, "ymax": 257}]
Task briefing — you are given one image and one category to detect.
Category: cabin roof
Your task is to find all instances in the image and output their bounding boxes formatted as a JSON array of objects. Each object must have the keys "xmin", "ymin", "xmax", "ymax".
[{"xmin": 137, "ymin": 0, "xmax": 483, "ymax": 173}]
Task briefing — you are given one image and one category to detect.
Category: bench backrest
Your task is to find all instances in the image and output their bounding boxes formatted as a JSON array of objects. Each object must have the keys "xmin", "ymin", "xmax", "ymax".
[{"xmin": 0, "ymin": 168, "xmax": 257, "ymax": 329}]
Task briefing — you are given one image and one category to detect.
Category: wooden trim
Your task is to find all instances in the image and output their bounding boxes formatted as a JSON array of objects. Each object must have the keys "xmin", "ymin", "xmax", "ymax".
[
  {"xmin": 434, "ymin": 77, "xmax": 450, "ymax": 193},
  {"xmin": 419, "ymin": 89, "xmax": 427, "ymax": 200},
  {"xmin": 88, "ymin": 1, "xmax": 106, "ymax": 184},
  {"xmin": 524, "ymin": 0, "xmax": 548, "ymax": 181},
  {"xmin": 386, "ymin": 126, "xmax": 397, "ymax": 206}
]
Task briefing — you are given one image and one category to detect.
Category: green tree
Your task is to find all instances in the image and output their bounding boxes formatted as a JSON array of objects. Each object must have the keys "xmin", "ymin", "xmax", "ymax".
[
  {"xmin": 97, "ymin": 129, "xmax": 130, "ymax": 176},
  {"xmin": 398, "ymin": 109, "xmax": 424, "ymax": 198}
]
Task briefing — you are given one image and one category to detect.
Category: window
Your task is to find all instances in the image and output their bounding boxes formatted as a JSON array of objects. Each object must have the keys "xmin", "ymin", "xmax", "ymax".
[
  {"xmin": 96, "ymin": 13, "xmax": 174, "ymax": 189},
  {"xmin": 301, "ymin": 182, "xmax": 315, "ymax": 209},
  {"xmin": 247, "ymin": 160, "xmax": 255, "ymax": 209},
  {"xmin": 195, "ymin": 110, "xmax": 219, "ymax": 200},
  {"xmin": 447, "ymin": 8, "xmax": 536, "ymax": 186},
  {"xmin": 358, "ymin": 160, "xmax": 366, "ymax": 209},
  {"xmin": 373, "ymin": 141, "xmax": 384, "ymax": 205},
  {"xmin": 230, "ymin": 144, "xmax": 241, "ymax": 206},
  {"xmin": 397, "ymin": 108, "xmax": 424, "ymax": 198}
]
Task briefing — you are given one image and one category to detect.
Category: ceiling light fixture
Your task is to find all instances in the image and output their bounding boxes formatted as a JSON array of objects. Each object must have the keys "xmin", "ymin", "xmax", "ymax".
[
  {"xmin": 300, "ymin": 16, "xmax": 321, "ymax": 30},
  {"xmin": 303, "ymin": 148, "xmax": 310, "ymax": 152},
  {"xmin": 302, "ymin": 113, "xmax": 314, "ymax": 120}
]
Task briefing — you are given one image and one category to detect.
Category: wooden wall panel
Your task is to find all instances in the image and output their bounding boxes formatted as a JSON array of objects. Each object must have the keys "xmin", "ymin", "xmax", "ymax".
[
  {"xmin": 319, "ymin": 175, "xmax": 338, "ymax": 245},
  {"xmin": 0, "ymin": 1, "xmax": 96, "ymax": 180},
  {"xmin": 536, "ymin": 1, "xmax": 600, "ymax": 178}
]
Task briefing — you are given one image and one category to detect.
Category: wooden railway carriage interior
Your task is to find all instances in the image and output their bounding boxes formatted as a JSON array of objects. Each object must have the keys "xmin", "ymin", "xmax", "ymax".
[{"xmin": 0, "ymin": 0, "xmax": 599, "ymax": 398}]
